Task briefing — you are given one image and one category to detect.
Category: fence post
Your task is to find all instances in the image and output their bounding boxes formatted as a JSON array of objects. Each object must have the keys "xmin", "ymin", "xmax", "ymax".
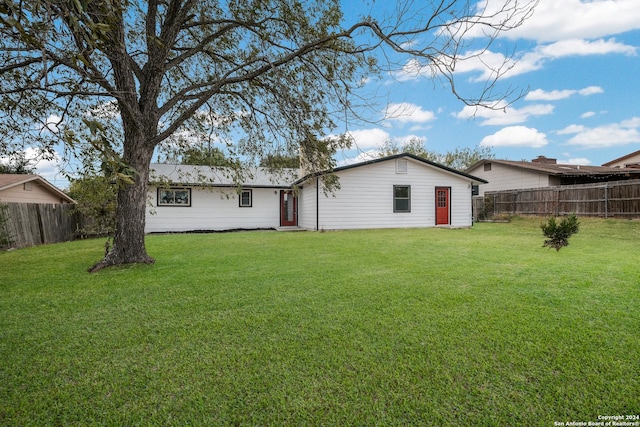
[{"xmin": 604, "ymin": 183, "xmax": 608, "ymax": 219}]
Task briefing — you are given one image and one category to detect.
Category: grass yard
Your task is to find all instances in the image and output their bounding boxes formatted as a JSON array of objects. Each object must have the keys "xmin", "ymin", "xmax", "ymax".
[{"xmin": 0, "ymin": 217, "xmax": 638, "ymax": 425}]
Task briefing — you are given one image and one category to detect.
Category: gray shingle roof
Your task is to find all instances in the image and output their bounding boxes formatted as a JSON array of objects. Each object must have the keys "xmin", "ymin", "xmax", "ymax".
[
  {"xmin": 467, "ymin": 159, "xmax": 640, "ymax": 177},
  {"xmin": 149, "ymin": 164, "xmax": 298, "ymax": 188}
]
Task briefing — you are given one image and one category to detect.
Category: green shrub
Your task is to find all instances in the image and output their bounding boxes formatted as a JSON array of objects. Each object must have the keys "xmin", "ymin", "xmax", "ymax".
[{"xmin": 541, "ymin": 214, "xmax": 580, "ymax": 251}]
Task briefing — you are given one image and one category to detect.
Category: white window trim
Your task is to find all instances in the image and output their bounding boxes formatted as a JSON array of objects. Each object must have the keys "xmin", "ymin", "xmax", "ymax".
[
  {"xmin": 393, "ymin": 185, "xmax": 411, "ymax": 213},
  {"xmin": 157, "ymin": 188, "xmax": 191, "ymax": 207},
  {"xmin": 239, "ymin": 189, "xmax": 252, "ymax": 207}
]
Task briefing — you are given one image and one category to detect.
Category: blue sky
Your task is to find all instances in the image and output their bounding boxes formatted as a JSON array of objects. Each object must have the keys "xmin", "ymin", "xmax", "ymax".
[
  {"xmin": 13, "ymin": 0, "xmax": 640, "ymax": 187},
  {"xmin": 335, "ymin": 0, "xmax": 640, "ymax": 168}
]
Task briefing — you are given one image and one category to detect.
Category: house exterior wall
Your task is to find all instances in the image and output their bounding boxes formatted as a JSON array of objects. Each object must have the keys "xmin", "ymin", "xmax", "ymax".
[
  {"xmin": 0, "ymin": 181, "xmax": 67, "ymax": 204},
  {"xmin": 299, "ymin": 158, "xmax": 474, "ymax": 230},
  {"xmin": 145, "ymin": 186, "xmax": 281, "ymax": 233},
  {"xmin": 605, "ymin": 152, "xmax": 640, "ymax": 168},
  {"xmin": 297, "ymin": 177, "xmax": 318, "ymax": 230},
  {"xmin": 467, "ymin": 162, "xmax": 554, "ymax": 196}
]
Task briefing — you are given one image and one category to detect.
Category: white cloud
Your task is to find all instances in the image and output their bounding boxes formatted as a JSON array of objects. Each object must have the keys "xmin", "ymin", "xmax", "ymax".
[
  {"xmin": 511, "ymin": 39, "xmax": 635, "ymax": 79},
  {"xmin": 557, "ymin": 157, "xmax": 592, "ymax": 166},
  {"xmin": 525, "ymin": 86, "xmax": 603, "ymax": 101},
  {"xmin": 337, "ymin": 150, "xmax": 381, "ymax": 166},
  {"xmin": 456, "ymin": 103, "xmax": 554, "ymax": 126},
  {"xmin": 383, "ymin": 103, "xmax": 436, "ymax": 124},
  {"xmin": 42, "ymin": 115, "xmax": 63, "ymax": 133},
  {"xmin": 472, "ymin": 0, "xmax": 640, "ymax": 43},
  {"xmin": 337, "ymin": 132, "xmax": 428, "ymax": 165},
  {"xmin": 446, "ymin": 38, "xmax": 636, "ymax": 82},
  {"xmin": 25, "ymin": 148, "xmax": 63, "ymax": 180},
  {"xmin": 580, "ymin": 112, "xmax": 596, "ymax": 119},
  {"xmin": 558, "ymin": 124, "xmax": 587, "ymax": 135},
  {"xmin": 396, "ymin": 37, "xmax": 635, "ymax": 84},
  {"xmin": 393, "ymin": 59, "xmax": 427, "ymax": 82},
  {"xmin": 564, "ymin": 117, "xmax": 640, "ymax": 148},
  {"xmin": 1, "ymin": 147, "xmax": 67, "ymax": 187},
  {"xmin": 480, "ymin": 126, "xmax": 548, "ymax": 148},
  {"xmin": 525, "ymin": 89, "xmax": 576, "ymax": 101},
  {"xmin": 537, "ymin": 38, "xmax": 636, "ymax": 57},
  {"xmin": 578, "ymin": 86, "xmax": 605, "ymax": 96},
  {"xmin": 344, "ymin": 128, "xmax": 391, "ymax": 150}
]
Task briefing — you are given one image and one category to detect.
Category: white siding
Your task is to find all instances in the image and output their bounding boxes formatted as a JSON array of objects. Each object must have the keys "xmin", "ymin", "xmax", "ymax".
[
  {"xmin": 297, "ymin": 177, "xmax": 318, "ymax": 230},
  {"xmin": 145, "ymin": 186, "xmax": 281, "ymax": 233},
  {"xmin": 304, "ymin": 158, "xmax": 473, "ymax": 230},
  {"xmin": 468, "ymin": 162, "xmax": 552, "ymax": 196}
]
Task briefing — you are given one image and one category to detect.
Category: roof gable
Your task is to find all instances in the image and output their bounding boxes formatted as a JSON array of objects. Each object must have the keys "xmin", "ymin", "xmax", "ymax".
[
  {"xmin": 296, "ymin": 153, "xmax": 488, "ymax": 184},
  {"xmin": 602, "ymin": 149, "xmax": 640, "ymax": 167},
  {"xmin": 0, "ymin": 174, "xmax": 75, "ymax": 203},
  {"xmin": 467, "ymin": 159, "xmax": 640, "ymax": 177}
]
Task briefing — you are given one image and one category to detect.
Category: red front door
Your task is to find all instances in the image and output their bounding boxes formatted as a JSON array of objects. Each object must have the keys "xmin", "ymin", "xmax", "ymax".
[
  {"xmin": 435, "ymin": 187, "xmax": 450, "ymax": 225},
  {"xmin": 280, "ymin": 190, "xmax": 297, "ymax": 226}
]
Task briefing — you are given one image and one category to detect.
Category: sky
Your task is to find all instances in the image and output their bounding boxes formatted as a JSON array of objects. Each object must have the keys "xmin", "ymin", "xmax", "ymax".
[
  {"xmin": 8, "ymin": 0, "xmax": 640, "ymax": 188},
  {"xmin": 334, "ymin": 0, "xmax": 640, "ymax": 168}
]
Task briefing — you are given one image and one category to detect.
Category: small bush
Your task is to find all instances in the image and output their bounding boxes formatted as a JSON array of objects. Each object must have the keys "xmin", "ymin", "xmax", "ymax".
[{"xmin": 541, "ymin": 214, "xmax": 580, "ymax": 251}]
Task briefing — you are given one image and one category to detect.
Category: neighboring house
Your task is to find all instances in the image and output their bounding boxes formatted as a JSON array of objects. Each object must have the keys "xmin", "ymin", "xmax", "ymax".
[
  {"xmin": 0, "ymin": 174, "xmax": 75, "ymax": 204},
  {"xmin": 602, "ymin": 149, "xmax": 640, "ymax": 169},
  {"xmin": 146, "ymin": 153, "xmax": 487, "ymax": 233},
  {"xmin": 466, "ymin": 156, "xmax": 640, "ymax": 196}
]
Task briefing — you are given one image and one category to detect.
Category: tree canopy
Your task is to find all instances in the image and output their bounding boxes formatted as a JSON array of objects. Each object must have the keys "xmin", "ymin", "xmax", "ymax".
[
  {"xmin": 379, "ymin": 137, "xmax": 495, "ymax": 171},
  {"xmin": 0, "ymin": 0, "xmax": 537, "ymax": 270}
]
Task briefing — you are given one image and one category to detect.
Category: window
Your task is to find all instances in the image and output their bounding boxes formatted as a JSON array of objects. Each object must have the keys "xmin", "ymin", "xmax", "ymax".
[
  {"xmin": 157, "ymin": 188, "xmax": 191, "ymax": 206},
  {"xmin": 239, "ymin": 189, "xmax": 252, "ymax": 207},
  {"xmin": 393, "ymin": 185, "xmax": 411, "ymax": 212},
  {"xmin": 484, "ymin": 163, "xmax": 492, "ymax": 171}
]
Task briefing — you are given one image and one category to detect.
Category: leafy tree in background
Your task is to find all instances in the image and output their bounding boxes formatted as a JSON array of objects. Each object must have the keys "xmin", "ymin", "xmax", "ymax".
[
  {"xmin": 160, "ymin": 144, "xmax": 234, "ymax": 167},
  {"xmin": 0, "ymin": 152, "xmax": 35, "ymax": 174},
  {"xmin": 67, "ymin": 175, "xmax": 117, "ymax": 238},
  {"xmin": 379, "ymin": 137, "xmax": 495, "ymax": 171},
  {"xmin": 260, "ymin": 155, "xmax": 300, "ymax": 169},
  {"xmin": 0, "ymin": 0, "xmax": 536, "ymax": 271}
]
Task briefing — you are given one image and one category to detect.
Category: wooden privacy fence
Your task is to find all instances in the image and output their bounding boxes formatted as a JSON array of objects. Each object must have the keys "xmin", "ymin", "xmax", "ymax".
[
  {"xmin": 473, "ymin": 179, "xmax": 640, "ymax": 220},
  {"xmin": 1, "ymin": 203, "xmax": 80, "ymax": 250}
]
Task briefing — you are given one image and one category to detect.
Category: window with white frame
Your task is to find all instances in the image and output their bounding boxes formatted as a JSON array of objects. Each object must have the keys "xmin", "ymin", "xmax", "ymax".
[
  {"xmin": 393, "ymin": 185, "xmax": 411, "ymax": 212},
  {"xmin": 157, "ymin": 188, "xmax": 191, "ymax": 206},
  {"xmin": 239, "ymin": 189, "xmax": 252, "ymax": 207}
]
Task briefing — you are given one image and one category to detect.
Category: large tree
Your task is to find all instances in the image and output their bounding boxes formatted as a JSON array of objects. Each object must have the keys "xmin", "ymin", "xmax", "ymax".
[
  {"xmin": 0, "ymin": 0, "xmax": 536, "ymax": 271},
  {"xmin": 379, "ymin": 137, "xmax": 495, "ymax": 171}
]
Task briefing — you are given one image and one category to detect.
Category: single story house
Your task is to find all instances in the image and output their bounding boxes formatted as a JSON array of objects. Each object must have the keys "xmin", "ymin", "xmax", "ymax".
[
  {"xmin": 466, "ymin": 156, "xmax": 640, "ymax": 196},
  {"xmin": 146, "ymin": 153, "xmax": 487, "ymax": 233},
  {"xmin": 602, "ymin": 149, "xmax": 640, "ymax": 169},
  {"xmin": 0, "ymin": 174, "xmax": 75, "ymax": 204}
]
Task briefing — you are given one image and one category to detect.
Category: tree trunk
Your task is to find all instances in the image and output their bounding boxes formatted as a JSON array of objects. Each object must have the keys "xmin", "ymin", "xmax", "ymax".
[{"xmin": 89, "ymin": 137, "xmax": 155, "ymax": 273}]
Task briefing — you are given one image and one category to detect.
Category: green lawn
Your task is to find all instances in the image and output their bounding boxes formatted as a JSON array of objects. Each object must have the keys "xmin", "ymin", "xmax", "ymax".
[{"xmin": 1, "ymin": 218, "xmax": 638, "ymax": 426}]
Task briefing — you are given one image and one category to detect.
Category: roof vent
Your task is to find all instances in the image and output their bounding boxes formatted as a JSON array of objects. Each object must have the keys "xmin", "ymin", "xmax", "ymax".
[{"xmin": 532, "ymin": 155, "xmax": 557, "ymax": 164}]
